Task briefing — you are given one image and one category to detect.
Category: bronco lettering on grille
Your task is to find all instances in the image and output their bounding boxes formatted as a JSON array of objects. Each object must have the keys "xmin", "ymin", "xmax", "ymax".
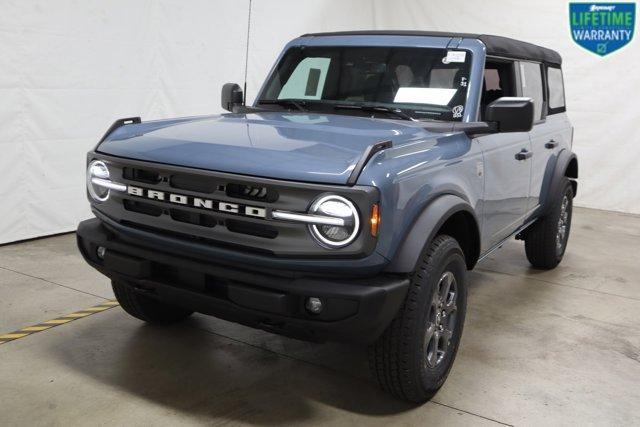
[{"xmin": 126, "ymin": 185, "xmax": 267, "ymax": 218}]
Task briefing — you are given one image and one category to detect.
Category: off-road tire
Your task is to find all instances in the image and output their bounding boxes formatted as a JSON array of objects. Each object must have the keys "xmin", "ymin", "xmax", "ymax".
[
  {"xmin": 368, "ymin": 235, "xmax": 468, "ymax": 403},
  {"xmin": 525, "ymin": 178, "xmax": 574, "ymax": 269},
  {"xmin": 112, "ymin": 280, "xmax": 193, "ymax": 324}
]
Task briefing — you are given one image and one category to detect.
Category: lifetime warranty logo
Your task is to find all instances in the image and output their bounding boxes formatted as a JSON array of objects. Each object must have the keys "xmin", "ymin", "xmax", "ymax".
[{"xmin": 570, "ymin": 3, "xmax": 636, "ymax": 56}]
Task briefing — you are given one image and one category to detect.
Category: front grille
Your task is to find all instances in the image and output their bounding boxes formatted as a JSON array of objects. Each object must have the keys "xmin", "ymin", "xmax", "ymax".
[
  {"xmin": 118, "ymin": 166, "xmax": 281, "ymax": 238},
  {"xmin": 93, "ymin": 153, "xmax": 379, "ymax": 258},
  {"xmin": 169, "ymin": 209, "xmax": 217, "ymax": 228},
  {"xmin": 170, "ymin": 173, "xmax": 219, "ymax": 193},
  {"xmin": 124, "ymin": 200, "xmax": 277, "ymax": 238},
  {"xmin": 122, "ymin": 167, "xmax": 161, "ymax": 184},
  {"xmin": 226, "ymin": 219, "xmax": 278, "ymax": 239},
  {"xmin": 225, "ymin": 183, "xmax": 278, "ymax": 202},
  {"xmin": 122, "ymin": 166, "xmax": 279, "ymax": 203},
  {"xmin": 120, "ymin": 220, "xmax": 275, "ymax": 255},
  {"xmin": 123, "ymin": 200, "xmax": 162, "ymax": 216}
]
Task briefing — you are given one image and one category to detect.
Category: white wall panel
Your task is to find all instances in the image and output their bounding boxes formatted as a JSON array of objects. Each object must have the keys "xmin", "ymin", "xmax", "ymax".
[{"xmin": 0, "ymin": 0, "xmax": 249, "ymax": 244}]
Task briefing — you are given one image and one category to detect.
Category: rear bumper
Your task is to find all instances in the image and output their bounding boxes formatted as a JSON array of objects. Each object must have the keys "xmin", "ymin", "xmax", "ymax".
[{"xmin": 77, "ymin": 218, "xmax": 409, "ymax": 343}]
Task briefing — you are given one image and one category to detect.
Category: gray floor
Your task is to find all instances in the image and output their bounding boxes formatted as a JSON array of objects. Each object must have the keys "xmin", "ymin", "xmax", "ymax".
[{"xmin": 1, "ymin": 207, "xmax": 639, "ymax": 426}]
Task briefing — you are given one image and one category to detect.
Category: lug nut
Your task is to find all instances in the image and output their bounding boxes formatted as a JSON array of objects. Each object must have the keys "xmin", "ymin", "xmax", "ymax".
[
  {"xmin": 305, "ymin": 297, "xmax": 323, "ymax": 314},
  {"xmin": 96, "ymin": 246, "xmax": 106, "ymax": 259}
]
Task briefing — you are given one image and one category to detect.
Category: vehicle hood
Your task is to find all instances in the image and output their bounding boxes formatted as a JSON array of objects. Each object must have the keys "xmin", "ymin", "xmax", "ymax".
[{"xmin": 98, "ymin": 112, "xmax": 440, "ymax": 185}]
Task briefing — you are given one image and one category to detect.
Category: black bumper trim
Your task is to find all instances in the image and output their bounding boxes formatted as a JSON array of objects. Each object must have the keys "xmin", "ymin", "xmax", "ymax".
[{"xmin": 77, "ymin": 218, "xmax": 409, "ymax": 343}]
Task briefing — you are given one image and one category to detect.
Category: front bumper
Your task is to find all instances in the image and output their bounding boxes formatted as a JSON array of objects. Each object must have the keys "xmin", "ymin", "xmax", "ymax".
[{"xmin": 77, "ymin": 218, "xmax": 409, "ymax": 343}]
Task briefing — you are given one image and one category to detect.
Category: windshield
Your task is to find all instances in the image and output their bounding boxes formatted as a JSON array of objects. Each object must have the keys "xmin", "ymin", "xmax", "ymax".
[{"xmin": 259, "ymin": 45, "xmax": 472, "ymax": 121}]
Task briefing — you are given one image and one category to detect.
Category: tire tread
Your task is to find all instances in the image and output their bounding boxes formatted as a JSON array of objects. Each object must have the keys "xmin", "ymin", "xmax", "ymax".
[
  {"xmin": 368, "ymin": 235, "xmax": 464, "ymax": 402},
  {"xmin": 525, "ymin": 179, "xmax": 573, "ymax": 269}
]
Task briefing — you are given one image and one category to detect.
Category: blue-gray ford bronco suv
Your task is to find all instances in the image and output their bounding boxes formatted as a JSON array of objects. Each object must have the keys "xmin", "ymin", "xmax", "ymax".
[{"xmin": 78, "ymin": 31, "xmax": 578, "ymax": 403}]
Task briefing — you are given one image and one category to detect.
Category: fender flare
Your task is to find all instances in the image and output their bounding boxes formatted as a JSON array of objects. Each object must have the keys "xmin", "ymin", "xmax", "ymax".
[
  {"xmin": 385, "ymin": 194, "xmax": 480, "ymax": 273},
  {"xmin": 543, "ymin": 149, "xmax": 578, "ymax": 213}
]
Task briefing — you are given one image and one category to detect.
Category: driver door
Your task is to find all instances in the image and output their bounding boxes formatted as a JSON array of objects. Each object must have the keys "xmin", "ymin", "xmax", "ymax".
[{"xmin": 477, "ymin": 60, "xmax": 532, "ymax": 249}]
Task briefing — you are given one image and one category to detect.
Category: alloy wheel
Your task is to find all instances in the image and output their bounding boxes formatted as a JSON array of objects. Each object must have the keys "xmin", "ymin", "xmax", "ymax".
[
  {"xmin": 424, "ymin": 271, "xmax": 458, "ymax": 368},
  {"xmin": 556, "ymin": 195, "xmax": 570, "ymax": 255}
]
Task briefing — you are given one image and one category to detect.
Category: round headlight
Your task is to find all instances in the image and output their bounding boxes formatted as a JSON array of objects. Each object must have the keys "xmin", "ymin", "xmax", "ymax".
[
  {"xmin": 308, "ymin": 195, "xmax": 360, "ymax": 248},
  {"xmin": 87, "ymin": 160, "xmax": 110, "ymax": 202}
]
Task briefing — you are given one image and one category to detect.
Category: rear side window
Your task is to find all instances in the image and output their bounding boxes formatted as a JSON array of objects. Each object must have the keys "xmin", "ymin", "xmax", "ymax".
[
  {"xmin": 519, "ymin": 61, "xmax": 544, "ymax": 121},
  {"xmin": 547, "ymin": 67, "xmax": 566, "ymax": 114}
]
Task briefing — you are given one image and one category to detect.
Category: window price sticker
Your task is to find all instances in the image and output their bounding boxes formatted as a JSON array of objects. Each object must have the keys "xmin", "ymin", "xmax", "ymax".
[{"xmin": 442, "ymin": 51, "xmax": 467, "ymax": 64}]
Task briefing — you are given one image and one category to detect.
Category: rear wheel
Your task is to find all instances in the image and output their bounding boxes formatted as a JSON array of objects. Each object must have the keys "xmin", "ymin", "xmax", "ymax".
[
  {"xmin": 368, "ymin": 235, "xmax": 467, "ymax": 403},
  {"xmin": 112, "ymin": 280, "xmax": 193, "ymax": 324},
  {"xmin": 525, "ymin": 178, "xmax": 574, "ymax": 269}
]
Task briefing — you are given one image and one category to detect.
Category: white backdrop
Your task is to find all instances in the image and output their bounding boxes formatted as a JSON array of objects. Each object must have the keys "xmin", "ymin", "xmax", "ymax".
[{"xmin": 1, "ymin": 0, "xmax": 638, "ymax": 244}]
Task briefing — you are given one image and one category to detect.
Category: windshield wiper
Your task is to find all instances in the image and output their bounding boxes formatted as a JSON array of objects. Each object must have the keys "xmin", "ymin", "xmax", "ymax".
[
  {"xmin": 334, "ymin": 104, "xmax": 416, "ymax": 121},
  {"xmin": 257, "ymin": 99, "xmax": 309, "ymax": 112}
]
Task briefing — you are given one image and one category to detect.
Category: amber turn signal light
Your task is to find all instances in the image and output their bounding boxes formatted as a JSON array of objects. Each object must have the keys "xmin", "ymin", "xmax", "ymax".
[{"xmin": 370, "ymin": 204, "xmax": 380, "ymax": 237}]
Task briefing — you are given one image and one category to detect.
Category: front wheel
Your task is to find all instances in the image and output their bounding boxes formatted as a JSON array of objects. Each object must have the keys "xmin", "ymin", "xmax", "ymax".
[{"xmin": 368, "ymin": 235, "xmax": 467, "ymax": 403}]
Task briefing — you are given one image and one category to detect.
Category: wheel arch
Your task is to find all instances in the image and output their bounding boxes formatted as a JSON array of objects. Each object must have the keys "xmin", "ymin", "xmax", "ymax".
[
  {"xmin": 565, "ymin": 155, "xmax": 578, "ymax": 196},
  {"xmin": 543, "ymin": 150, "xmax": 578, "ymax": 213},
  {"xmin": 385, "ymin": 194, "xmax": 481, "ymax": 273}
]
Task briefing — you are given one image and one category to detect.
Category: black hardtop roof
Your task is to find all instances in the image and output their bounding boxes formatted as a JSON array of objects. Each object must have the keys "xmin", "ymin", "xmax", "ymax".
[{"xmin": 300, "ymin": 30, "xmax": 562, "ymax": 66}]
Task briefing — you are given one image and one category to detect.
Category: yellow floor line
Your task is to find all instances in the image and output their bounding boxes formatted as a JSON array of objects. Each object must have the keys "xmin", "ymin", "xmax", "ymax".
[
  {"xmin": 82, "ymin": 307, "xmax": 112, "ymax": 312},
  {"xmin": 42, "ymin": 319, "xmax": 73, "ymax": 325},
  {"xmin": 64, "ymin": 312, "xmax": 93, "ymax": 318},
  {"xmin": 0, "ymin": 333, "xmax": 29, "ymax": 340},
  {"xmin": 0, "ymin": 300, "xmax": 119, "ymax": 346},
  {"xmin": 21, "ymin": 326, "xmax": 52, "ymax": 332}
]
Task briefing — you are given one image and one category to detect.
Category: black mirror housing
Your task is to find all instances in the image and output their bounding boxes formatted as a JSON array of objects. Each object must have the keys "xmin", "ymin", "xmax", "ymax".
[
  {"xmin": 485, "ymin": 97, "xmax": 534, "ymax": 133},
  {"xmin": 221, "ymin": 83, "xmax": 244, "ymax": 112}
]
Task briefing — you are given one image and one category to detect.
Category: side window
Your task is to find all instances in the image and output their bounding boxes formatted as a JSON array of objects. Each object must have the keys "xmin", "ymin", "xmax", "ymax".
[
  {"xmin": 519, "ymin": 61, "xmax": 544, "ymax": 121},
  {"xmin": 480, "ymin": 59, "xmax": 516, "ymax": 119},
  {"xmin": 547, "ymin": 67, "xmax": 566, "ymax": 114},
  {"xmin": 278, "ymin": 57, "xmax": 331, "ymax": 100}
]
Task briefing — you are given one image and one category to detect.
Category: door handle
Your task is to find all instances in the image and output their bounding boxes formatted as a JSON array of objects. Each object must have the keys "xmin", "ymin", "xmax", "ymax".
[
  {"xmin": 545, "ymin": 139, "xmax": 558, "ymax": 149},
  {"xmin": 515, "ymin": 149, "xmax": 533, "ymax": 161}
]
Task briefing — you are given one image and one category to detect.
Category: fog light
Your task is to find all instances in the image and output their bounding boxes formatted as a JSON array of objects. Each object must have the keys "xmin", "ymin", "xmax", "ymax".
[
  {"xmin": 305, "ymin": 297, "xmax": 323, "ymax": 314},
  {"xmin": 96, "ymin": 246, "xmax": 106, "ymax": 259}
]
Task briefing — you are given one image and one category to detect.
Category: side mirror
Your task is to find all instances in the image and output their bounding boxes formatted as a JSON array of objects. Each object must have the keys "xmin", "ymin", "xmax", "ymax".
[
  {"xmin": 221, "ymin": 83, "xmax": 244, "ymax": 112},
  {"xmin": 485, "ymin": 97, "xmax": 534, "ymax": 132}
]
